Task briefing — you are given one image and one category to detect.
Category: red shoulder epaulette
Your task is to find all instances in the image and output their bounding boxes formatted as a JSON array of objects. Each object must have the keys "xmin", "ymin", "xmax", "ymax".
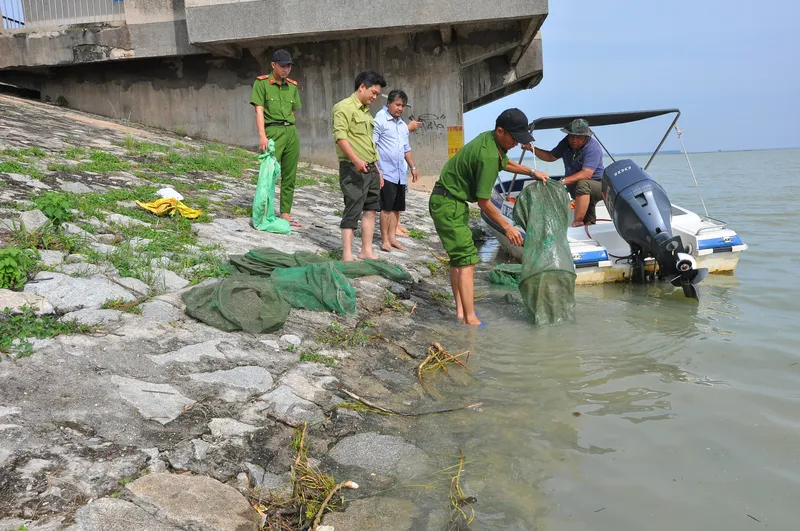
[
  {"xmin": 256, "ymin": 74, "xmax": 269, "ymax": 80},
  {"xmin": 286, "ymin": 78, "xmax": 298, "ymax": 86}
]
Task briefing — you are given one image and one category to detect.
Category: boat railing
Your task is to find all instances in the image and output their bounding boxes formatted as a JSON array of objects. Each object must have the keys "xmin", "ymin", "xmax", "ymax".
[{"xmin": 696, "ymin": 216, "xmax": 729, "ymax": 234}]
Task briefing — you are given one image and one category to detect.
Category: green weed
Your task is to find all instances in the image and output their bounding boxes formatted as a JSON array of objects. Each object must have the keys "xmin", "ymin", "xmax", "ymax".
[
  {"xmin": 7, "ymin": 224, "xmax": 84, "ymax": 254},
  {"xmin": 64, "ymin": 146, "xmax": 88, "ymax": 159},
  {"xmin": 0, "ymin": 247, "xmax": 38, "ymax": 289},
  {"xmin": 299, "ymin": 350, "xmax": 337, "ymax": 366},
  {"xmin": 47, "ymin": 163, "xmax": 73, "ymax": 172},
  {"xmin": 430, "ymin": 290, "xmax": 452, "ymax": 302},
  {"xmin": 425, "ymin": 260, "xmax": 448, "ymax": 277},
  {"xmin": 117, "ymin": 136, "xmax": 170, "ymax": 157},
  {"xmin": 231, "ymin": 206, "xmax": 252, "ymax": 217},
  {"xmin": 316, "ymin": 322, "xmax": 369, "ymax": 347},
  {"xmin": 383, "ymin": 292, "xmax": 406, "ymax": 313},
  {"xmin": 79, "ymin": 151, "xmax": 131, "ymax": 173},
  {"xmin": 101, "ymin": 297, "xmax": 142, "ymax": 315},
  {"xmin": 0, "ymin": 160, "xmax": 42, "ymax": 178},
  {"xmin": 34, "ymin": 192, "xmax": 72, "ymax": 226},
  {"xmin": 295, "ymin": 177, "xmax": 316, "ymax": 187},
  {"xmin": 408, "ymin": 228, "xmax": 429, "ymax": 240},
  {"xmin": 0, "ymin": 308, "xmax": 94, "ymax": 358}
]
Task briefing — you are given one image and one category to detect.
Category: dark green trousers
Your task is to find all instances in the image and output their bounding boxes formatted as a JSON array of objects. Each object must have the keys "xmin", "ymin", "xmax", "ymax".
[{"xmin": 265, "ymin": 124, "xmax": 300, "ymax": 214}]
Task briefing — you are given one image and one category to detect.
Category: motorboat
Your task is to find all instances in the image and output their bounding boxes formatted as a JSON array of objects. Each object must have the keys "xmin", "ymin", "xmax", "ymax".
[{"xmin": 481, "ymin": 109, "xmax": 747, "ymax": 299}]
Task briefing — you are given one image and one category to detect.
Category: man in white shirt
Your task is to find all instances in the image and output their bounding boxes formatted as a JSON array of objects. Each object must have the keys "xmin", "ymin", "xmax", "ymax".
[{"xmin": 373, "ymin": 89, "xmax": 419, "ymax": 252}]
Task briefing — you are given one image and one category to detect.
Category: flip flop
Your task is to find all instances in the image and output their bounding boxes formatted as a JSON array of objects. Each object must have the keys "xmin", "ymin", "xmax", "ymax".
[{"xmin": 461, "ymin": 320, "xmax": 487, "ymax": 329}]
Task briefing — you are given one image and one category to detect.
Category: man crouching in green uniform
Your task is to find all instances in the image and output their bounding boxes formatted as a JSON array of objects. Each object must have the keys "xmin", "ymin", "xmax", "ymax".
[
  {"xmin": 430, "ymin": 108, "xmax": 548, "ymax": 327},
  {"xmin": 250, "ymin": 49, "xmax": 303, "ymax": 227}
]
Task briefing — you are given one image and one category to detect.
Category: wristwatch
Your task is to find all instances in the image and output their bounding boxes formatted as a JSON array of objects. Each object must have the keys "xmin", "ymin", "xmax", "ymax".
[{"xmin": 411, "ymin": 167, "xmax": 416, "ymax": 171}]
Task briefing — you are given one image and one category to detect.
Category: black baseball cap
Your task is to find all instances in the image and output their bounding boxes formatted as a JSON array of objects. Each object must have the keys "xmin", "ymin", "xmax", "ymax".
[
  {"xmin": 272, "ymin": 49, "xmax": 294, "ymax": 66},
  {"xmin": 496, "ymin": 108, "xmax": 534, "ymax": 144}
]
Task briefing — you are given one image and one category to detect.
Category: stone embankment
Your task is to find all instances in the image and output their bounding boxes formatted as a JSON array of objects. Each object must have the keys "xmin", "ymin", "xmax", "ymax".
[{"xmin": 0, "ymin": 94, "xmax": 483, "ymax": 530}]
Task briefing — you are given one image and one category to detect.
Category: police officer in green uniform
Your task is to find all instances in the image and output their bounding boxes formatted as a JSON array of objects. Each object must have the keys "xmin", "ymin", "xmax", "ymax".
[
  {"xmin": 429, "ymin": 108, "xmax": 549, "ymax": 327},
  {"xmin": 250, "ymin": 49, "xmax": 302, "ymax": 227}
]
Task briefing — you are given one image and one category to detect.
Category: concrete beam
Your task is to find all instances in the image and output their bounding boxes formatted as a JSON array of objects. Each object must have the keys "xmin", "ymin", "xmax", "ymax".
[
  {"xmin": 184, "ymin": 0, "xmax": 547, "ymax": 45},
  {"xmin": 0, "ymin": 19, "xmax": 204, "ymax": 70},
  {"xmin": 0, "ymin": 23, "xmax": 134, "ymax": 70},
  {"xmin": 455, "ymin": 21, "xmax": 524, "ymax": 67},
  {"xmin": 462, "ymin": 37, "xmax": 543, "ymax": 112}
]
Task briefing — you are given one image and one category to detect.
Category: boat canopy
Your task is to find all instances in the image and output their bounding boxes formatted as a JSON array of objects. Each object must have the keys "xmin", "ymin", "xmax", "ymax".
[{"xmin": 529, "ymin": 109, "xmax": 680, "ymax": 131}]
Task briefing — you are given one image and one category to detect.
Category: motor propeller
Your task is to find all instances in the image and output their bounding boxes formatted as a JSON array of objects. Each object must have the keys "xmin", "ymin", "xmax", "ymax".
[{"xmin": 666, "ymin": 253, "xmax": 708, "ymax": 300}]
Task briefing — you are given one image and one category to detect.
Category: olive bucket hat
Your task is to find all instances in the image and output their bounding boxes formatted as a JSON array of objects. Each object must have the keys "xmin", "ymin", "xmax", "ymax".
[{"xmin": 561, "ymin": 118, "xmax": 593, "ymax": 136}]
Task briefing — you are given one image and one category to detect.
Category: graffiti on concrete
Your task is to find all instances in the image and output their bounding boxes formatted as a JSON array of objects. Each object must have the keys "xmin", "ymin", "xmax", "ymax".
[{"xmin": 409, "ymin": 113, "xmax": 446, "ymax": 135}]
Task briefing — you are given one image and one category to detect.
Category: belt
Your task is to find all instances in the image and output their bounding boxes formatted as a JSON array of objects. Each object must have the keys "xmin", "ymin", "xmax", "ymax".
[
  {"xmin": 431, "ymin": 185, "xmax": 458, "ymax": 199},
  {"xmin": 265, "ymin": 121, "xmax": 293, "ymax": 127}
]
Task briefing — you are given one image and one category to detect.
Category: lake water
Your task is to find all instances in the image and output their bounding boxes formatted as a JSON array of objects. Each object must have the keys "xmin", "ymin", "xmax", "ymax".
[{"xmin": 393, "ymin": 149, "xmax": 800, "ymax": 529}]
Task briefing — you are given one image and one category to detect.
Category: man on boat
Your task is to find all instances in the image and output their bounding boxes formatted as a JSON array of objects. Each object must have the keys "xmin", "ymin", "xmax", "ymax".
[
  {"xmin": 250, "ymin": 49, "xmax": 303, "ymax": 228},
  {"xmin": 532, "ymin": 118, "xmax": 604, "ymax": 227},
  {"xmin": 373, "ymin": 89, "xmax": 419, "ymax": 252},
  {"xmin": 430, "ymin": 108, "xmax": 548, "ymax": 327}
]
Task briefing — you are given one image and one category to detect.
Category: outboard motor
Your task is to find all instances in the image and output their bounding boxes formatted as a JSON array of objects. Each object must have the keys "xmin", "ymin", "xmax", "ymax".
[{"xmin": 603, "ymin": 159, "xmax": 708, "ymax": 299}]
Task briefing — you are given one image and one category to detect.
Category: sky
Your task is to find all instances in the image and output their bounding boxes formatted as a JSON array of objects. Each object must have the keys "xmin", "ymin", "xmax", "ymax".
[{"xmin": 464, "ymin": 0, "xmax": 800, "ymax": 155}]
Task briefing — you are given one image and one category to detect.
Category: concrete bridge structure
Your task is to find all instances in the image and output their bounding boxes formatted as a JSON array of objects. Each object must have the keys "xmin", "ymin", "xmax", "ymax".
[{"xmin": 0, "ymin": 0, "xmax": 547, "ymax": 174}]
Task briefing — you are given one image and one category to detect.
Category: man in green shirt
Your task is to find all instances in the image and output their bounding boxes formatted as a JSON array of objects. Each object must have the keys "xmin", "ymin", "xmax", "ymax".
[
  {"xmin": 430, "ymin": 108, "xmax": 549, "ymax": 327},
  {"xmin": 250, "ymin": 49, "xmax": 302, "ymax": 227},
  {"xmin": 331, "ymin": 71, "xmax": 387, "ymax": 261}
]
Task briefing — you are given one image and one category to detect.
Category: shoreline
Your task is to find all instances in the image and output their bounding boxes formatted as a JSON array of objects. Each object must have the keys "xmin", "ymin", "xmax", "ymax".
[{"xmin": 0, "ymin": 94, "xmax": 478, "ymax": 530}]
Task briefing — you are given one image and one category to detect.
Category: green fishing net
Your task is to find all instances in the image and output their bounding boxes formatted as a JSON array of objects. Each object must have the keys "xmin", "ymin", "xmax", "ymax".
[
  {"xmin": 183, "ymin": 248, "xmax": 413, "ymax": 333},
  {"xmin": 509, "ymin": 180, "xmax": 576, "ymax": 325},
  {"xmin": 252, "ymin": 145, "xmax": 292, "ymax": 234}
]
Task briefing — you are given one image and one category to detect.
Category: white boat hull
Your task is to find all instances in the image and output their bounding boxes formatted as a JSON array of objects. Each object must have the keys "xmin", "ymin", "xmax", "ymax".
[{"xmin": 485, "ymin": 178, "xmax": 746, "ymax": 286}]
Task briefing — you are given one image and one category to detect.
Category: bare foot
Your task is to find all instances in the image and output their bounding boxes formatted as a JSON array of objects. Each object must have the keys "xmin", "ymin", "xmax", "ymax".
[
  {"xmin": 572, "ymin": 220, "xmax": 585, "ymax": 227},
  {"xmin": 342, "ymin": 254, "xmax": 356, "ymax": 262},
  {"xmin": 390, "ymin": 240, "xmax": 408, "ymax": 251},
  {"xmin": 380, "ymin": 244, "xmax": 392, "ymax": 252},
  {"xmin": 396, "ymin": 227, "xmax": 409, "ymax": 237},
  {"xmin": 463, "ymin": 315, "xmax": 483, "ymax": 326},
  {"xmin": 281, "ymin": 213, "xmax": 301, "ymax": 227},
  {"xmin": 358, "ymin": 252, "xmax": 377, "ymax": 260}
]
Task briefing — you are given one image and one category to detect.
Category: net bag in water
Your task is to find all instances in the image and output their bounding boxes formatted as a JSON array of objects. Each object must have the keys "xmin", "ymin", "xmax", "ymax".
[
  {"xmin": 252, "ymin": 142, "xmax": 292, "ymax": 234},
  {"xmin": 512, "ymin": 180, "xmax": 576, "ymax": 325}
]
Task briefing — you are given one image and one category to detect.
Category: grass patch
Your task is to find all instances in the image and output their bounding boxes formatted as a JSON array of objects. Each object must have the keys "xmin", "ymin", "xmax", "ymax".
[
  {"xmin": 49, "ymin": 151, "xmax": 131, "ymax": 174},
  {"xmin": 383, "ymin": 292, "xmax": 407, "ymax": 313},
  {"xmin": 295, "ymin": 176, "xmax": 317, "ymax": 187},
  {"xmin": 140, "ymin": 147, "xmax": 256, "ymax": 178},
  {"xmin": 8, "ymin": 223, "xmax": 86, "ymax": 254},
  {"xmin": 320, "ymin": 248, "xmax": 343, "ymax": 261},
  {"xmin": 116, "ymin": 136, "xmax": 171, "ymax": 157},
  {"xmin": 80, "ymin": 151, "xmax": 131, "ymax": 173},
  {"xmin": 0, "ymin": 160, "xmax": 42, "ymax": 179},
  {"xmin": 1, "ymin": 146, "xmax": 46, "ymax": 158},
  {"xmin": 64, "ymin": 146, "xmax": 88, "ymax": 159},
  {"xmin": 230, "ymin": 206, "xmax": 252, "ymax": 217},
  {"xmin": 0, "ymin": 308, "xmax": 95, "ymax": 358},
  {"xmin": 430, "ymin": 290, "xmax": 452, "ymax": 302},
  {"xmin": 316, "ymin": 322, "xmax": 369, "ymax": 347},
  {"xmin": 64, "ymin": 186, "xmax": 159, "ymax": 220},
  {"xmin": 194, "ymin": 182, "xmax": 224, "ymax": 191},
  {"xmin": 333, "ymin": 210, "xmax": 342, "ymax": 217},
  {"xmin": 47, "ymin": 163, "xmax": 74, "ymax": 172},
  {"xmin": 101, "ymin": 297, "xmax": 142, "ymax": 315},
  {"xmin": 299, "ymin": 350, "xmax": 337, "ymax": 366},
  {"xmin": 425, "ymin": 259, "xmax": 449, "ymax": 277},
  {"xmin": 408, "ymin": 228, "xmax": 429, "ymax": 240}
]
